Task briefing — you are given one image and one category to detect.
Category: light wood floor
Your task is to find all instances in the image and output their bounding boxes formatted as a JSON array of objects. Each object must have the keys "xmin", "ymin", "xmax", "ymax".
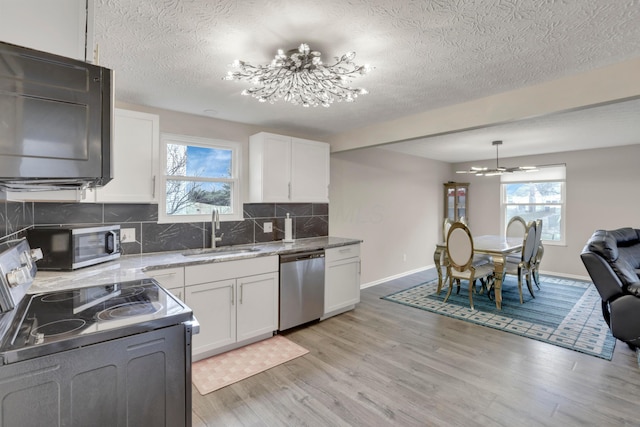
[{"xmin": 192, "ymin": 269, "xmax": 640, "ymax": 426}]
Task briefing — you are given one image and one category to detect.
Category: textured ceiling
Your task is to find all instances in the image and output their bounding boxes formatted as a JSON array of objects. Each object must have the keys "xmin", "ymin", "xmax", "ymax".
[
  {"xmin": 381, "ymin": 98, "xmax": 640, "ymax": 162},
  {"xmin": 93, "ymin": 0, "xmax": 640, "ymax": 160}
]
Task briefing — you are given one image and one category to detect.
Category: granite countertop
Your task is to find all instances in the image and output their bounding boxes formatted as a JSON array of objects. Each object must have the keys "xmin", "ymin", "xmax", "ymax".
[{"xmin": 31, "ymin": 236, "xmax": 362, "ymax": 293}]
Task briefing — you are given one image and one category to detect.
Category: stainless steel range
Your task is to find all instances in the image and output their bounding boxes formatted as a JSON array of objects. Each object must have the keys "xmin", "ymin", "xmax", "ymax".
[{"xmin": 0, "ymin": 238, "xmax": 197, "ymax": 427}]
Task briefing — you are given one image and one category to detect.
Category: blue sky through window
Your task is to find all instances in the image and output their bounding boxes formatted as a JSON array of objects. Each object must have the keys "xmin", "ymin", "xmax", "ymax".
[{"xmin": 186, "ymin": 146, "xmax": 231, "ymax": 178}]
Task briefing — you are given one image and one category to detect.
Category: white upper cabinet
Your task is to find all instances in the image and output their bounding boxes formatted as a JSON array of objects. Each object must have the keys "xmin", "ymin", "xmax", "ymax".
[
  {"xmin": 290, "ymin": 137, "xmax": 331, "ymax": 202},
  {"xmin": 249, "ymin": 133, "xmax": 291, "ymax": 202},
  {"xmin": 85, "ymin": 109, "xmax": 160, "ymax": 203},
  {"xmin": 0, "ymin": 0, "xmax": 94, "ymax": 62},
  {"xmin": 249, "ymin": 132, "xmax": 330, "ymax": 203}
]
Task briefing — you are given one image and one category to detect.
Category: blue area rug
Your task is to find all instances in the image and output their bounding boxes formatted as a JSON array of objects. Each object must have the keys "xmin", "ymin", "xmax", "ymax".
[{"xmin": 382, "ymin": 275, "xmax": 616, "ymax": 360}]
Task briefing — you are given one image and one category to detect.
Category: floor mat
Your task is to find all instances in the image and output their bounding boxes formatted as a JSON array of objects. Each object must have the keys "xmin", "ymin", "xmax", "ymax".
[{"xmin": 192, "ymin": 335, "xmax": 309, "ymax": 395}]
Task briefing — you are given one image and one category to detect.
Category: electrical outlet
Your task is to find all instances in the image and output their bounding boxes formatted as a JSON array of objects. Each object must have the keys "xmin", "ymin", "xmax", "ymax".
[
  {"xmin": 121, "ymin": 228, "xmax": 136, "ymax": 243},
  {"xmin": 403, "ymin": 253, "xmax": 407, "ymax": 262},
  {"xmin": 263, "ymin": 222, "xmax": 273, "ymax": 233}
]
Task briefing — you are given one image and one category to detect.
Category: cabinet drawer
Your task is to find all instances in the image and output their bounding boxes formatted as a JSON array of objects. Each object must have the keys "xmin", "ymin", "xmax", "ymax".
[
  {"xmin": 185, "ymin": 255, "xmax": 278, "ymax": 286},
  {"xmin": 144, "ymin": 267, "xmax": 185, "ymax": 288},
  {"xmin": 325, "ymin": 244, "xmax": 360, "ymax": 263}
]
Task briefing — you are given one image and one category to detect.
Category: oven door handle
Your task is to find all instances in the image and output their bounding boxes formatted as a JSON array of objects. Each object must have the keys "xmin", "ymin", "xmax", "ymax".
[{"xmin": 184, "ymin": 316, "xmax": 200, "ymax": 335}]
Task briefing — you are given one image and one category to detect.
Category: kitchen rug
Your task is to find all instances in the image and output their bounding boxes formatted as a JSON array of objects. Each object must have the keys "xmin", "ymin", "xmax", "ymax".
[
  {"xmin": 382, "ymin": 275, "xmax": 616, "ymax": 360},
  {"xmin": 191, "ymin": 335, "xmax": 308, "ymax": 395}
]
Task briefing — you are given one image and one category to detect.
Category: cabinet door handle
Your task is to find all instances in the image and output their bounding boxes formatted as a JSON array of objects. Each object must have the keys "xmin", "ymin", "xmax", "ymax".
[
  {"xmin": 231, "ymin": 285, "xmax": 235, "ymax": 305},
  {"xmin": 240, "ymin": 283, "xmax": 243, "ymax": 304},
  {"xmin": 152, "ymin": 176, "xmax": 156, "ymax": 198},
  {"xmin": 288, "ymin": 182, "xmax": 291, "ymax": 199}
]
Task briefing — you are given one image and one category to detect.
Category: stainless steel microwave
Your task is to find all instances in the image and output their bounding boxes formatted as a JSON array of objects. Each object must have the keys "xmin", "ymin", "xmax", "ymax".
[{"xmin": 27, "ymin": 225, "xmax": 121, "ymax": 270}]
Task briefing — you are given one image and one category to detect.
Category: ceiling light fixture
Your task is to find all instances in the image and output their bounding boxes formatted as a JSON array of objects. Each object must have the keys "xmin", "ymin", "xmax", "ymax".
[
  {"xmin": 223, "ymin": 43, "xmax": 372, "ymax": 108},
  {"xmin": 456, "ymin": 140, "xmax": 538, "ymax": 177}
]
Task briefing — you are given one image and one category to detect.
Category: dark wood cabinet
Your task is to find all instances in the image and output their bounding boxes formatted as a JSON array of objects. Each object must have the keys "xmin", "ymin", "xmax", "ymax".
[{"xmin": 444, "ymin": 182, "xmax": 469, "ymax": 222}]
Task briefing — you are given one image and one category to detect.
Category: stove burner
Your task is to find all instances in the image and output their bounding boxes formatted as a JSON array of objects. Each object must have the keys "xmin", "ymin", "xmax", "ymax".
[
  {"xmin": 30, "ymin": 319, "xmax": 87, "ymax": 338},
  {"xmin": 96, "ymin": 302, "xmax": 163, "ymax": 321},
  {"xmin": 40, "ymin": 290, "xmax": 81, "ymax": 303}
]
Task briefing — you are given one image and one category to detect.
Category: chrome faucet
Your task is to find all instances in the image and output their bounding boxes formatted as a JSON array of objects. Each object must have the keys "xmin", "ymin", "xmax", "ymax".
[{"xmin": 211, "ymin": 209, "xmax": 223, "ymax": 248}]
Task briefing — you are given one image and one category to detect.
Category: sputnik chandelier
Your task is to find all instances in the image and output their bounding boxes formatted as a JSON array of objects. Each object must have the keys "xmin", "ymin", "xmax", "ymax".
[
  {"xmin": 456, "ymin": 140, "xmax": 538, "ymax": 177},
  {"xmin": 223, "ymin": 43, "xmax": 372, "ymax": 107}
]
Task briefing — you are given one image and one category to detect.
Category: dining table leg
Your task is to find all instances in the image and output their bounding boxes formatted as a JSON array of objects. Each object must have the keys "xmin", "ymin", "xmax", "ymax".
[
  {"xmin": 434, "ymin": 246, "xmax": 444, "ymax": 294},
  {"xmin": 492, "ymin": 255, "xmax": 506, "ymax": 310}
]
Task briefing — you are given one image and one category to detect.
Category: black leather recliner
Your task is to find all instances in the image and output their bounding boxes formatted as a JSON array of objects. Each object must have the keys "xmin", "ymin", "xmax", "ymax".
[{"xmin": 581, "ymin": 228, "xmax": 640, "ymax": 349}]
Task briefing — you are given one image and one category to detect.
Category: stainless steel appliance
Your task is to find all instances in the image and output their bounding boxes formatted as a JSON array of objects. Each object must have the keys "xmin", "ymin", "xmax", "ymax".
[
  {"xmin": 279, "ymin": 250, "xmax": 325, "ymax": 331},
  {"xmin": 0, "ymin": 41, "xmax": 113, "ymax": 191},
  {"xmin": 0, "ymin": 238, "xmax": 197, "ymax": 427},
  {"xmin": 27, "ymin": 224, "xmax": 121, "ymax": 270}
]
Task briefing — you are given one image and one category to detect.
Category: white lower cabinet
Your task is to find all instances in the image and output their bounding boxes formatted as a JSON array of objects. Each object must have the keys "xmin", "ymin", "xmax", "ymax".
[
  {"xmin": 324, "ymin": 244, "xmax": 361, "ymax": 317},
  {"xmin": 184, "ymin": 256, "xmax": 279, "ymax": 361},
  {"xmin": 236, "ymin": 273, "xmax": 280, "ymax": 342},
  {"xmin": 185, "ymin": 279, "xmax": 236, "ymax": 352}
]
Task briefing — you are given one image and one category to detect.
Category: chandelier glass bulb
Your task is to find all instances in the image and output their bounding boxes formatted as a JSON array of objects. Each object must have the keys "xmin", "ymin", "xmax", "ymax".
[{"xmin": 223, "ymin": 43, "xmax": 372, "ymax": 107}]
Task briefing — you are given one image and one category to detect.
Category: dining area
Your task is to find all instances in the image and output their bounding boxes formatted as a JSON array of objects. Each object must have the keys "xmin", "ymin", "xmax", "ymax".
[{"xmin": 433, "ymin": 215, "xmax": 544, "ymax": 311}]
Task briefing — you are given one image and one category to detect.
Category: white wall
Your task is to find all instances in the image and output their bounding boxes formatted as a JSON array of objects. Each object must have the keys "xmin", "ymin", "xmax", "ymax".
[
  {"xmin": 329, "ymin": 148, "xmax": 450, "ymax": 286},
  {"xmin": 454, "ymin": 144, "xmax": 640, "ymax": 278}
]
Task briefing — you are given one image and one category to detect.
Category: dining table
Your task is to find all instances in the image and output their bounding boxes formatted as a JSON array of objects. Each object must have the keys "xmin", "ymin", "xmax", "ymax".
[{"xmin": 434, "ymin": 235, "xmax": 523, "ymax": 310}]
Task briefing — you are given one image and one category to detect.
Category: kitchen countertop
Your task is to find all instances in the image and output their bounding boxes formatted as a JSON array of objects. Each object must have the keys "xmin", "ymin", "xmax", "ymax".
[{"xmin": 31, "ymin": 236, "xmax": 362, "ymax": 293}]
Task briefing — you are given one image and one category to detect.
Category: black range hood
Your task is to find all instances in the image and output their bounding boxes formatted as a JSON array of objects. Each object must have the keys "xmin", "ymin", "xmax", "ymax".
[{"xmin": 0, "ymin": 41, "xmax": 113, "ymax": 191}]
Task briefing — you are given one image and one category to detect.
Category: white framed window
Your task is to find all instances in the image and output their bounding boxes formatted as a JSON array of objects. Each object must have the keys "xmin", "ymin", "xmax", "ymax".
[
  {"xmin": 501, "ymin": 165, "xmax": 566, "ymax": 245},
  {"xmin": 159, "ymin": 133, "xmax": 242, "ymax": 223}
]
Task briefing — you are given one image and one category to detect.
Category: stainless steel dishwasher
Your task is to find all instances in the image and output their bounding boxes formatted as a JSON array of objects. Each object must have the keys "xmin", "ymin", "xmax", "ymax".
[{"xmin": 279, "ymin": 250, "xmax": 325, "ymax": 331}]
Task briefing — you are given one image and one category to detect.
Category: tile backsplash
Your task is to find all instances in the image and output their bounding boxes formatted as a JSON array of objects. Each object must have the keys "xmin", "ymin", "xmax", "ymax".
[{"xmin": 0, "ymin": 201, "xmax": 328, "ymax": 255}]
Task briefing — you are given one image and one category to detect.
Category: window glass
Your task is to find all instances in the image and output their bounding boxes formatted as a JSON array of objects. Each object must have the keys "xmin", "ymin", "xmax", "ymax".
[
  {"xmin": 160, "ymin": 135, "xmax": 240, "ymax": 223},
  {"xmin": 166, "ymin": 144, "xmax": 232, "ymax": 178},
  {"xmin": 501, "ymin": 166, "xmax": 565, "ymax": 244}
]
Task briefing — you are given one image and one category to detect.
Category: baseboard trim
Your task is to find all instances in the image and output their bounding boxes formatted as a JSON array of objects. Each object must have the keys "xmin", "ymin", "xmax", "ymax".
[
  {"xmin": 361, "ymin": 265, "xmax": 435, "ymax": 289},
  {"xmin": 539, "ymin": 269, "xmax": 591, "ymax": 282}
]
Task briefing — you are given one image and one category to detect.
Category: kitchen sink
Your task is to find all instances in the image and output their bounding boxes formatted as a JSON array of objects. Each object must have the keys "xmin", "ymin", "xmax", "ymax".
[{"xmin": 182, "ymin": 247, "xmax": 262, "ymax": 257}]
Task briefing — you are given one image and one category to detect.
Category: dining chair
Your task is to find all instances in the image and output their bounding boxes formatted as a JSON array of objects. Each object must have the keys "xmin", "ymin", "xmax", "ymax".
[
  {"xmin": 505, "ymin": 215, "xmax": 527, "ymax": 265},
  {"xmin": 439, "ymin": 218, "xmax": 491, "ymax": 295},
  {"xmin": 444, "ymin": 222, "xmax": 494, "ymax": 310},
  {"xmin": 499, "ymin": 220, "xmax": 537, "ymax": 304},
  {"xmin": 443, "ymin": 218, "xmax": 454, "ymax": 240},
  {"xmin": 506, "ymin": 215, "xmax": 527, "ymax": 238},
  {"xmin": 530, "ymin": 219, "xmax": 543, "ymax": 289},
  {"xmin": 439, "ymin": 218, "xmax": 455, "ymax": 283}
]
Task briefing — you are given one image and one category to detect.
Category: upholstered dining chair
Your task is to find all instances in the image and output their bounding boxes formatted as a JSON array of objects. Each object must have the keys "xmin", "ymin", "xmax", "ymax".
[
  {"xmin": 506, "ymin": 215, "xmax": 527, "ymax": 238},
  {"xmin": 444, "ymin": 222, "xmax": 494, "ymax": 310},
  {"xmin": 530, "ymin": 219, "xmax": 543, "ymax": 289},
  {"xmin": 439, "ymin": 218, "xmax": 455, "ymax": 280},
  {"xmin": 499, "ymin": 220, "xmax": 537, "ymax": 304},
  {"xmin": 443, "ymin": 218, "xmax": 454, "ymax": 240},
  {"xmin": 505, "ymin": 215, "xmax": 527, "ymax": 265}
]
